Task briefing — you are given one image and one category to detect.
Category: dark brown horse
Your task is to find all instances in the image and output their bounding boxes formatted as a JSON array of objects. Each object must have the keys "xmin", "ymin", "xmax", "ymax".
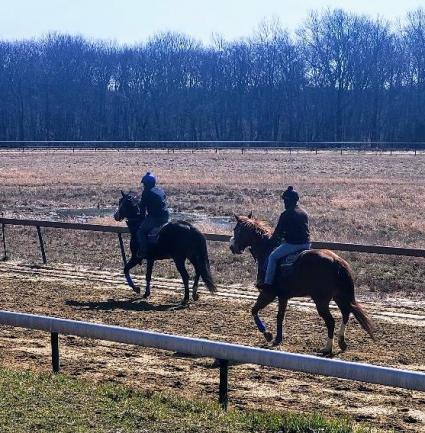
[
  {"xmin": 114, "ymin": 192, "xmax": 216, "ymax": 304},
  {"xmin": 230, "ymin": 214, "xmax": 375, "ymax": 354}
]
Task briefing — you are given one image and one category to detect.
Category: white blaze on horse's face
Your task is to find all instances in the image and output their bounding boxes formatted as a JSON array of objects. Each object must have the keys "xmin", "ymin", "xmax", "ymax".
[{"xmin": 229, "ymin": 235, "xmax": 242, "ymax": 254}]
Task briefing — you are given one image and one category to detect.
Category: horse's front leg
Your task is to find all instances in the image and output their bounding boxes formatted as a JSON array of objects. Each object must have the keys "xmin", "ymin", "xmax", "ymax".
[
  {"xmin": 273, "ymin": 297, "xmax": 288, "ymax": 346},
  {"xmin": 143, "ymin": 259, "xmax": 154, "ymax": 299},
  {"xmin": 124, "ymin": 256, "xmax": 141, "ymax": 294},
  {"xmin": 251, "ymin": 291, "xmax": 276, "ymax": 342}
]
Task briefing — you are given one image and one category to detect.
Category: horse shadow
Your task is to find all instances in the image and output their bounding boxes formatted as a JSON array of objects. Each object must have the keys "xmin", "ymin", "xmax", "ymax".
[{"xmin": 65, "ymin": 298, "xmax": 186, "ymax": 312}]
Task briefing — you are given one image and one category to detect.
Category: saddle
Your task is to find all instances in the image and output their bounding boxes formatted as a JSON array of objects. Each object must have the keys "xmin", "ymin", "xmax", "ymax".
[
  {"xmin": 147, "ymin": 222, "xmax": 169, "ymax": 244},
  {"xmin": 277, "ymin": 249, "xmax": 307, "ymax": 279}
]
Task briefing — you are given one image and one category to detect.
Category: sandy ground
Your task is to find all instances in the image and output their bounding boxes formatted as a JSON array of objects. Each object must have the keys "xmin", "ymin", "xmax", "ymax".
[{"xmin": 0, "ymin": 261, "xmax": 424, "ymax": 433}]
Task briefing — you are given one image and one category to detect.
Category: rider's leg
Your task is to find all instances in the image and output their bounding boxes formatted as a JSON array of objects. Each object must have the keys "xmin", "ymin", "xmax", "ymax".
[
  {"xmin": 264, "ymin": 243, "xmax": 292, "ymax": 285},
  {"xmin": 264, "ymin": 242, "xmax": 311, "ymax": 285},
  {"xmin": 137, "ymin": 217, "xmax": 157, "ymax": 258}
]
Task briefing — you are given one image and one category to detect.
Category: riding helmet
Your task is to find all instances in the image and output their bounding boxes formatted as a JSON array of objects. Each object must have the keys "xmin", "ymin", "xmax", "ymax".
[
  {"xmin": 141, "ymin": 172, "xmax": 156, "ymax": 188},
  {"xmin": 281, "ymin": 186, "xmax": 299, "ymax": 202}
]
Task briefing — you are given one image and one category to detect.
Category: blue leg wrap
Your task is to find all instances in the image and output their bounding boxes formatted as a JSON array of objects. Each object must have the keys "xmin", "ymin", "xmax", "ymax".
[
  {"xmin": 254, "ymin": 315, "xmax": 267, "ymax": 333},
  {"xmin": 125, "ymin": 273, "xmax": 134, "ymax": 287}
]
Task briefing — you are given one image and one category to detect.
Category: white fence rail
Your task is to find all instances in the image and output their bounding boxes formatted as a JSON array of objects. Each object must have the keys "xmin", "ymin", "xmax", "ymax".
[{"xmin": 1, "ymin": 310, "xmax": 424, "ymax": 408}]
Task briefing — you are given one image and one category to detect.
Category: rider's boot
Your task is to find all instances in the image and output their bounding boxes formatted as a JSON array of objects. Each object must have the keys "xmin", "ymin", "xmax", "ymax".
[{"xmin": 256, "ymin": 282, "xmax": 274, "ymax": 292}]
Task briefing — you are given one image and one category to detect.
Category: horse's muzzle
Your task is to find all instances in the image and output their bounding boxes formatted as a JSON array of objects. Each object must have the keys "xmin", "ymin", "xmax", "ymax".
[
  {"xmin": 114, "ymin": 211, "xmax": 123, "ymax": 222},
  {"xmin": 229, "ymin": 237, "xmax": 243, "ymax": 254}
]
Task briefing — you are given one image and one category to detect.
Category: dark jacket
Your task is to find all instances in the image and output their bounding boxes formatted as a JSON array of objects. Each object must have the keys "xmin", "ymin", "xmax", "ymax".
[
  {"xmin": 272, "ymin": 205, "xmax": 310, "ymax": 244},
  {"xmin": 139, "ymin": 186, "xmax": 169, "ymax": 220}
]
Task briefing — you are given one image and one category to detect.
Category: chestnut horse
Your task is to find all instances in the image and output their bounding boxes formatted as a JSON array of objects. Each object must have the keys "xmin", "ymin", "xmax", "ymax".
[{"xmin": 230, "ymin": 214, "xmax": 375, "ymax": 354}]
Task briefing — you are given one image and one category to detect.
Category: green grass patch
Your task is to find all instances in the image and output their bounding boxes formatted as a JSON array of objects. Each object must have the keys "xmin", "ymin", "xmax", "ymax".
[{"xmin": 0, "ymin": 367, "xmax": 380, "ymax": 433}]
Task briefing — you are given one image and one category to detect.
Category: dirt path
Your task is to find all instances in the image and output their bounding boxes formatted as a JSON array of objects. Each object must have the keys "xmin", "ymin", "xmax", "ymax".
[{"xmin": 0, "ymin": 261, "xmax": 425, "ymax": 432}]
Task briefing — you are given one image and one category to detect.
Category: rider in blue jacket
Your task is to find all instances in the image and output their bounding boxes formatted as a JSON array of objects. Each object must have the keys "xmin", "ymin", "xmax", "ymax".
[{"xmin": 137, "ymin": 172, "xmax": 170, "ymax": 258}]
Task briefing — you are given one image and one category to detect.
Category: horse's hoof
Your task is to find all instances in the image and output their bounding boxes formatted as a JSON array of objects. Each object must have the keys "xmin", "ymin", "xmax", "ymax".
[
  {"xmin": 132, "ymin": 286, "xmax": 141, "ymax": 294},
  {"xmin": 263, "ymin": 331, "xmax": 273, "ymax": 342},
  {"xmin": 319, "ymin": 347, "xmax": 333, "ymax": 356},
  {"xmin": 142, "ymin": 292, "xmax": 151, "ymax": 299},
  {"xmin": 338, "ymin": 338, "xmax": 348, "ymax": 352},
  {"xmin": 192, "ymin": 292, "xmax": 199, "ymax": 301},
  {"xmin": 272, "ymin": 338, "xmax": 283, "ymax": 347}
]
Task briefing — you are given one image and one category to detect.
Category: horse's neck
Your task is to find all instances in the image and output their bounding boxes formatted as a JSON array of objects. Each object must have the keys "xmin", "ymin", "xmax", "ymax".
[
  {"xmin": 250, "ymin": 234, "xmax": 273, "ymax": 264},
  {"xmin": 127, "ymin": 218, "xmax": 141, "ymax": 235}
]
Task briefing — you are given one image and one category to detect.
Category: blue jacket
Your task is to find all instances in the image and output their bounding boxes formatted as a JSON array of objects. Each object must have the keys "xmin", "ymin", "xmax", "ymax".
[{"xmin": 139, "ymin": 186, "xmax": 169, "ymax": 220}]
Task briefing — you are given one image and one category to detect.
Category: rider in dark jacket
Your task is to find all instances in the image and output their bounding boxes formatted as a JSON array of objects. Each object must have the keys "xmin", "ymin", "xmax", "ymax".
[
  {"xmin": 137, "ymin": 172, "xmax": 169, "ymax": 258},
  {"xmin": 257, "ymin": 186, "xmax": 311, "ymax": 291}
]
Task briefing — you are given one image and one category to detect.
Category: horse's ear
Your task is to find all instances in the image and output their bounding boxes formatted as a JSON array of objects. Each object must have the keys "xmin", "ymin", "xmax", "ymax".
[
  {"xmin": 121, "ymin": 190, "xmax": 126, "ymax": 197},
  {"xmin": 247, "ymin": 211, "xmax": 253, "ymax": 219},
  {"xmin": 234, "ymin": 214, "xmax": 241, "ymax": 222}
]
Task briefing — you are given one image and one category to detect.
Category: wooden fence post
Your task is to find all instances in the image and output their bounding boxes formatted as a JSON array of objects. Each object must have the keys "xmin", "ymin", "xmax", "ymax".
[
  {"xmin": 1, "ymin": 223, "xmax": 7, "ymax": 260},
  {"xmin": 118, "ymin": 233, "xmax": 127, "ymax": 266},
  {"xmin": 51, "ymin": 332, "xmax": 60, "ymax": 373},
  {"xmin": 218, "ymin": 359, "xmax": 229, "ymax": 410},
  {"xmin": 36, "ymin": 226, "xmax": 47, "ymax": 264}
]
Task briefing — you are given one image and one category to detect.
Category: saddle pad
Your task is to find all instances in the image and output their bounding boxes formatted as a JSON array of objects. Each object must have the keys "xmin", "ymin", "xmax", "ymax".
[
  {"xmin": 283, "ymin": 250, "xmax": 305, "ymax": 265},
  {"xmin": 147, "ymin": 223, "xmax": 168, "ymax": 244}
]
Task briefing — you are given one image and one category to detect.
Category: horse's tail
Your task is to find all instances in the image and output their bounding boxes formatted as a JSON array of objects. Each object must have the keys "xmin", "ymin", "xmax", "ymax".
[
  {"xmin": 193, "ymin": 229, "xmax": 217, "ymax": 293},
  {"xmin": 336, "ymin": 258, "xmax": 375, "ymax": 340}
]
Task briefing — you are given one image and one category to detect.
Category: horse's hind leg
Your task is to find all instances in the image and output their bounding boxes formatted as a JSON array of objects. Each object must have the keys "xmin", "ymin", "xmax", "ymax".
[
  {"xmin": 333, "ymin": 295, "xmax": 350, "ymax": 352},
  {"xmin": 173, "ymin": 257, "xmax": 190, "ymax": 304},
  {"xmin": 273, "ymin": 297, "xmax": 288, "ymax": 346},
  {"xmin": 188, "ymin": 256, "xmax": 201, "ymax": 301},
  {"xmin": 143, "ymin": 259, "xmax": 155, "ymax": 299},
  {"xmin": 314, "ymin": 299, "xmax": 335, "ymax": 355}
]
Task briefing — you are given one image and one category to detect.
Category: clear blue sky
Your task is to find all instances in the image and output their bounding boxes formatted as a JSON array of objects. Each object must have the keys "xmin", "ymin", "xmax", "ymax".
[{"xmin": 0, "ymin": 0, "xmax": 422, "ymax": 45}]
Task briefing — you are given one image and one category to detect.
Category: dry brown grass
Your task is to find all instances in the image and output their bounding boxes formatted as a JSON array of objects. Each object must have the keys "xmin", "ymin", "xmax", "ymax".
[{"xmin": 0, "ymin": 149, "xmax": 424, "ymax": 297}]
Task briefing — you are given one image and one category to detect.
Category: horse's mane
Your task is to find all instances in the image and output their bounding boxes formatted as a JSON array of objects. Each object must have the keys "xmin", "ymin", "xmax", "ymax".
[{"xmin": 238, "ymin": 216, "xmax": 273, "ymax": 238}]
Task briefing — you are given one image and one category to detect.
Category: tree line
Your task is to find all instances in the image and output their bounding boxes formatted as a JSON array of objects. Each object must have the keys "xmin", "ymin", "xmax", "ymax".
[{"xmin": 1, "ymin": 8, "xmax": 425, "ymax": 143}]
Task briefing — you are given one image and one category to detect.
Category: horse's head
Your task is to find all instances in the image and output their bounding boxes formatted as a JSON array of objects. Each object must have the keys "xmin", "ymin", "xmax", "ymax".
[
  {"xmin": 230, "ymin": 213, "xmax": 272, "ymax": 255},
  {"xmin": 114, "ymin": 191, "xmax": 139, "ymax": 221}
]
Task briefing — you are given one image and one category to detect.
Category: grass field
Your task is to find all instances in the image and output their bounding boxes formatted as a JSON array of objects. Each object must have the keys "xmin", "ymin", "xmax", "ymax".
[{"xmin": 0, "ymin": 367, "xmax": 376, "ymax": 433}]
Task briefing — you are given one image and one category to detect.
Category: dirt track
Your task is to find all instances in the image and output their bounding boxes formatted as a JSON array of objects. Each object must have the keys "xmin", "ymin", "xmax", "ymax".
[{"xmin": 0, "ymin": 261, "xmax": 425, "ymax": 432}]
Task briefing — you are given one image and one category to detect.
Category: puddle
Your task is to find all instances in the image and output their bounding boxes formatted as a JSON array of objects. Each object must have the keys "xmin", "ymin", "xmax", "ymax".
[
  {"xmin": 55, "ymin": 207, "xmax": 116, "ymax": 219},
  {"xmin": 51, "ymin": 207, "xmax": 233, "ymax": 232}
]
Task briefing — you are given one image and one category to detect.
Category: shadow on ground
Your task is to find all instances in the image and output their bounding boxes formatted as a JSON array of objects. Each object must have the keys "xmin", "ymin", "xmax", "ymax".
[{"xmin": 65, "ymin": 298, "xmax": 187, "ymax": 312}]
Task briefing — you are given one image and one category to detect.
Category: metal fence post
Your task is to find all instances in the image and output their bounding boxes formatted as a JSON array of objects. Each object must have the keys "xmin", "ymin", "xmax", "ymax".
[
  {"xmin": 118, "ymin": 233, "xmax": 127, "ymax": 266},
  {"xmin": 36, "ymin": 226, "xmax": 47, "ymax": 264},
  {"xmin": 1, "ymin": 223, "xmax": 7, "ymax": 261},
  {"xmin": 51, "ymin": 332, "xmax": 60, "ymax": 373},
  {"xmin": 218, "ymin": 359, "xmax": 229, "ymax": 410}
]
